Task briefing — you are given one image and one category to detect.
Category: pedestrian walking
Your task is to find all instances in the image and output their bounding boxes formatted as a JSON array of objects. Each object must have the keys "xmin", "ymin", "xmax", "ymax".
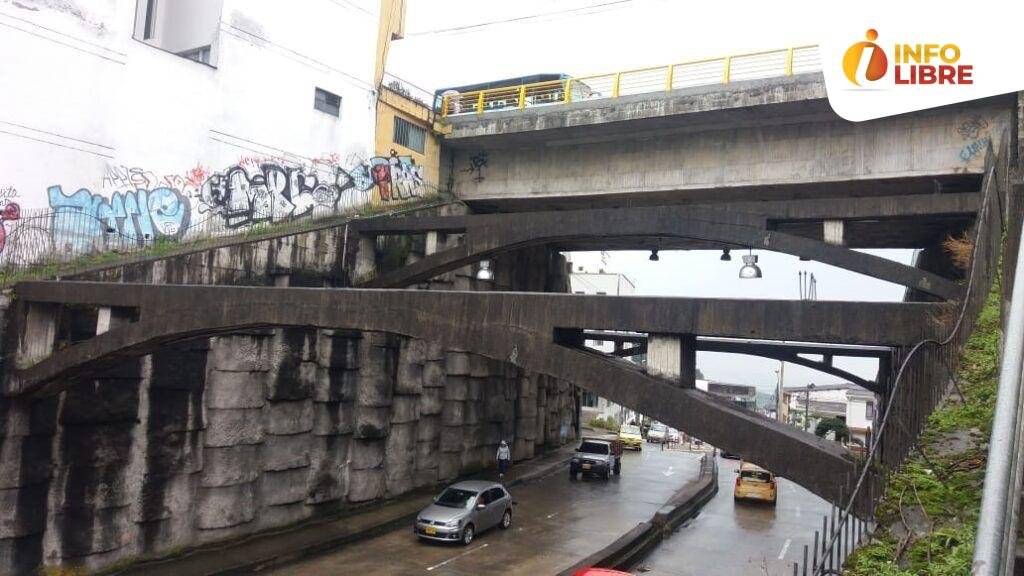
[{"xmin": 497, "ymin": 440, "xmax": 511, "ymax": 479}]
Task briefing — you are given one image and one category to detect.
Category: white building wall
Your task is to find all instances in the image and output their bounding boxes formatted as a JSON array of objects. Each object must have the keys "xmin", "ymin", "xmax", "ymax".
[
  {"xmin": 0, "ymin": 0, "xmax": 419, "ymax": 266},
  {"xmin": 568, "ymin": 258, "xmax": 640, "ymax": 424}
]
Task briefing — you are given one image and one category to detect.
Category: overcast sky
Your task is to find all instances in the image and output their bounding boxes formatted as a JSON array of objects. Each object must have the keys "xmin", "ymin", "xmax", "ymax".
[
  {"xmin": 389, "ymin": 0, "xmax": 821, "ymax": 93},
  {"xmin": 387, "ymin": 1, "xmax": 905, "ymax": 394}
]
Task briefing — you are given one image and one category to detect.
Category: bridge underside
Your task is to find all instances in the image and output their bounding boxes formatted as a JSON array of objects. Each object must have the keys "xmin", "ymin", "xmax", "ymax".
[
  {"xmin": 8, "ymin": 281, "xmax": 951, "ymax": 504},
  {"xmin": 356, "ymin": 200, "xmax": 971, "ymax": 301}
]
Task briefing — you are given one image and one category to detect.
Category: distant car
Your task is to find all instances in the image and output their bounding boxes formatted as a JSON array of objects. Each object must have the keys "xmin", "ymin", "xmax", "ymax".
[
  {"xmin": 667, "ymin": 428, "xmax": 682, "ymax": 444},
  {"xmin": 572, "ymin": 569, "xmax": 633, "ymax": 576},
  {"xmin": 720, "ymin": 450, "xmax": 741, "ymax": 460},
  {"xmin": 570, "ymin": 438, "xmax": 621, "ymax": 480},
  {"xmin": 647, "ymin": 422, "xmax": 668, "ymax": 443},
  {"xmin": 733, "ymin": 461, "xmax": 777, "ymax": 506},
  {"xmin": 617, "ymin": 424, "xmax": 643, "ymax": 451},
  {"xmin": 414, "ymin": 480, "xmax": 513, "ymax": 545}
]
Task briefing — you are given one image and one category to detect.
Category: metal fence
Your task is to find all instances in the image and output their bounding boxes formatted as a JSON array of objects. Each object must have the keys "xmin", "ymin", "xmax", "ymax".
[
  {"xmin": 972, "ymin": 151, "xmax": 1024, "ymax": 575},
  {"xmin": 0, "ymin": 185, "xmax": 445, "ymax": 287},
  {"xmin": 439, "ymin": 45, "xmax": 820, "ymax": 117},
  {"xmin": 785, "ymin": 136, "xmax": 1013, "ymax": 575}
]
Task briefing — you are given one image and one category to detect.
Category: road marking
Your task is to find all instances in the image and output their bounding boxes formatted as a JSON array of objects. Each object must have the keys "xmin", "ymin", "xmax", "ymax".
[
  {"xmin": 777, "ymin": 539, "xmax": 792, "ymax": 560},
  {"xmin": 426, "ymin": 543, "xmax": 489, "ymax": 571},
  {"xmin": 662, "ymin": 465, "xmax": 675, "ymax": 477},
  {"xmin": 796, "ymin": 505, "xmax": 801, "ymax": 518},
  {"xmin": 546, "ymin": 512, "xmax": 560, "ymax": 519}
]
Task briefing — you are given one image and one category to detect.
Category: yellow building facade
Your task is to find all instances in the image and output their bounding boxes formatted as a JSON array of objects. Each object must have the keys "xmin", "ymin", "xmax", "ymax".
[{"xmin": 374, "ymin": 0, "xmax": 444, "ymax": 198}]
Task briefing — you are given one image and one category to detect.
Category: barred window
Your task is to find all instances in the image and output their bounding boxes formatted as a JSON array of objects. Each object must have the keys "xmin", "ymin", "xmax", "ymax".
[
  {"xmin": 393, "ymin": 117, "xmax": 426, "ymax": 153},
  {"xmin": 314, "ymin": 88, "xmax": 341, "ymax": 117}
]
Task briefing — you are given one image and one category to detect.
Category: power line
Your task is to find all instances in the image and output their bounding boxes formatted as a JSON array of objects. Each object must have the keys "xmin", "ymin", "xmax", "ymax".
[{"xmin": 405, "ymin": 0, "xmax": 640, "ymax": 37}]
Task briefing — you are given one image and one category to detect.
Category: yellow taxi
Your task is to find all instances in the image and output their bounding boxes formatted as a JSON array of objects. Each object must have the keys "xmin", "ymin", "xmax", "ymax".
[
  {"xmin": 617, "ymin": 424, "xmax": 643, "ymax": 451},
  {"xmin": 733, "ymin": 461, "xmax": 777, "ymax": 506}
]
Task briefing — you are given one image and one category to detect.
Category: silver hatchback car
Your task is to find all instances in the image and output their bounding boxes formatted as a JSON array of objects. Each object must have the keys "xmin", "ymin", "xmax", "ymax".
[{"xmin": 414, "ymin": 480, "xmax": 513, "ymax": 545}]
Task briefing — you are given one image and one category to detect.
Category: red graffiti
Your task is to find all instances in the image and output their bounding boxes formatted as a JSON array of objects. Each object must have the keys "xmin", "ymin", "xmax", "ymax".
[
  {"xmin": 0, "ymin": 202, "xmax": 21, "ymax": 254},
  {"xmin": 185, "ymin": 165, "xmax": 209, "ymax": 190},
  {"xmin": 371, "ymin": 164, "xmax": 392, "ymax": 201}
]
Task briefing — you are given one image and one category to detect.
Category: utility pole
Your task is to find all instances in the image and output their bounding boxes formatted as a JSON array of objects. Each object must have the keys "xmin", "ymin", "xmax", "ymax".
[
  {"xmin": 775, "ymin": 362, "xmax": 786, "ymax": 423},
  {"xmin": 804, "ymin": 382, "xmax": 816, "ymax": 431}
]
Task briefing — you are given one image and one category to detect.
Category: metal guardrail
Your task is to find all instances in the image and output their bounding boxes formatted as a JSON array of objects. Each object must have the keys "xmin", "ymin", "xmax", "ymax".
[
  {"xmin": 439, "ymin": 45, "xmax": 820, "ymax": 117},
  {"xmin": 972, "ymin": 196, "xmax": 1024, "ymax": 574}
]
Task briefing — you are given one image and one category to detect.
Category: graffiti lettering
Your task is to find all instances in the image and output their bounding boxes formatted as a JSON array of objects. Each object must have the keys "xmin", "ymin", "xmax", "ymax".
[
  {"xmin": 18, "ymin": 151, "xmax": 430, "ymax": 266},
  {"xmin": 959, "ymin": 137, "xmax": 990, "ymax": 162},
  {"xmin": 198, "ymin": 151, "xmax": 425, "ymax": 228},
  {"xmin": 464, "ymin": 151, "xmax": 489, "ymax": 183},
  {"xmin": 956, "ymin": 115, "xmax": 989, "ymax": 140},
  {"xmin": 47, "ymin": 186, "xmax": 191, "ymax": 252}
]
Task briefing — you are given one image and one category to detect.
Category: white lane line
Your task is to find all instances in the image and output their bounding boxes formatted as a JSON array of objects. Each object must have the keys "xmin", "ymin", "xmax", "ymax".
[
  {"xmin": 426, "ymin": 543, "xmax": 489, "ymax": 571},
  {"xmin": 777, "ymin": 538, "xmax": 792, "ymax": 560},
  {"xmin": 796, "ymin": 505, "xmax": 802, "ymax": 518},
  {"xmin": 546, "ymin": 512, "xmax": 560, "ymax": 519}
]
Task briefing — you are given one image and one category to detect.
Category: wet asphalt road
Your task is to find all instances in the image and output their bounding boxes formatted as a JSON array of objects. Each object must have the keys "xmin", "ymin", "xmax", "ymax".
[
  {"xmin": 270, "ymin": 445, "xmax": 702, "ymax": 575},
  {"xmin": 632, "ymin": 454, "xmax": 833, "ymax": 576}
]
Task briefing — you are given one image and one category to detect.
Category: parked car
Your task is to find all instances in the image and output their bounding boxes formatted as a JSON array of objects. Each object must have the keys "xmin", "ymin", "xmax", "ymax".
[
  {"xmin": 570, "ymin": 438, "xmax": 622, "ymax": 480},
  {"xmin": 733, "ymin": 461, "xmax": 777, "ymax": 506},
  {"xmin": 617, "ymin": 423, "xmax": 643, "ymax": 451},
  {"xmin": 647, "ymin": 422, "xmax": 668, "ymax": 443},
  {"xmin": 667, "ymin": 428, "xmax": 682, "ymax": 444},
  {"xmin": 414, "ymin": 480, "xmax": 513, "ymax": 545},
  {"xmin": 720, "ymin": 450, "xmax": 741, "ymax": 460}
]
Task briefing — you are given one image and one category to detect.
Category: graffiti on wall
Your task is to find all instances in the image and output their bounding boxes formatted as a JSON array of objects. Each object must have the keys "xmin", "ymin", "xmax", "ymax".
[
  {"xmin": 956, "ymin": 115, "xmax": 992, "ymax": 163},
  {"xmin": 0, "ymin": 151, "xmax": 430, "ymax": 267},
  {"xmin": 197, "ymin": 150, "xmax": 425, "ymax": 229}
]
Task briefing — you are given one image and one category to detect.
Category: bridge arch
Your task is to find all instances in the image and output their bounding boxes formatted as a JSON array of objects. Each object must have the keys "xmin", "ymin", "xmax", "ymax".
[
  {"xmin": 9, "ymin": 281, "xmax": 881, "ymax": 504},
  {"xmin": 357, "ymin": 205, "xmax": 962, "ymax": 300}
]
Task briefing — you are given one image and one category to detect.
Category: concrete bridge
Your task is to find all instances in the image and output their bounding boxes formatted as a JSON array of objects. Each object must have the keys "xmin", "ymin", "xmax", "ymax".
[
  {"xmin": 441, "ymin": 73, "xmax": 1013, "ymax": 212},
  {"xmin": 0, "ymin": 69, "xmax": 1018, "ymax": 575}
]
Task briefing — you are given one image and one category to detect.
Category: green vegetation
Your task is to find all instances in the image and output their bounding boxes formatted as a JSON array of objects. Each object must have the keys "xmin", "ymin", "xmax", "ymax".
[
  {"xmin": 588, "ymin": 416, "xmax": 620, "ymax": 431},
  {"xmin": 845, "ymin": 283, "xmax": 1001, "ymax": 576},
  {"xmin": 815, "ymin": 417, "xmax": 852, "ymax": 443}
]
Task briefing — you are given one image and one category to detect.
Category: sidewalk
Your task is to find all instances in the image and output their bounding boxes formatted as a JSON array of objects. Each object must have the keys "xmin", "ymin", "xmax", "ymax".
[{"xmin": 110, "ymin": 446, "xmax": 575, "ymax": 576}]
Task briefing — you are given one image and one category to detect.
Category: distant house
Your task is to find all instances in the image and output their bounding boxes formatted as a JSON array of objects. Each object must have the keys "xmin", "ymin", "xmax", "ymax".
[{"xmin": 783, "ymin": 383, "xmax": 877, "ymax": 449}]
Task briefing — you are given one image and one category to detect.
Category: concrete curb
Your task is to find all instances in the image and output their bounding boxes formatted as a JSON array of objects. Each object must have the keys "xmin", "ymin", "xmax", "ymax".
[
  {"xmin": 555, "ymin": 455, "xmax": 719, "ymax": 576},
  {"xmin": 108, "ymin": 451, "xmax": 573, "ymax": 576}
]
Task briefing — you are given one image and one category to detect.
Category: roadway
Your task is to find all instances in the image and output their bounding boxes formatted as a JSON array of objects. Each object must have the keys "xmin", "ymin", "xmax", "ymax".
[
  {"xmin": 631, "ymin": 453, "xmax": 833, "ymax": 575},
  {"xmin": 270, "ymin": 445, "xmax": 702, "ymax": 575}
]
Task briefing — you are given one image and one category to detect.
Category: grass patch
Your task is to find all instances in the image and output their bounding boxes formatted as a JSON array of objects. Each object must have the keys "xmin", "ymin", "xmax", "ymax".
[{"xmin": 845, "ymin": 283, "xmax": 1001, "ymax": 575}]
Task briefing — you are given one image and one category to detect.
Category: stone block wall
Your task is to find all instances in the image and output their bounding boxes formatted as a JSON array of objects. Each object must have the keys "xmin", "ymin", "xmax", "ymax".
[
  {"xmin": 0, "ymin": 209, "xmax": 577, "ymax": 574},
  {"xmin": 0, "ymin": 326, "xmax": 575, "ymax": 573}
]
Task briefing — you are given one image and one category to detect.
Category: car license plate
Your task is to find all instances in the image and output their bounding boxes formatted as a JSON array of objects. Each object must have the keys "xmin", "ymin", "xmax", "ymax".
[
  {"xmin": 582, "ymin": 463, "xmax": 591, "ymax": 470},
  {"xmin": 424, "ymin": 526, "xmax": 437, "ymax": 535}
]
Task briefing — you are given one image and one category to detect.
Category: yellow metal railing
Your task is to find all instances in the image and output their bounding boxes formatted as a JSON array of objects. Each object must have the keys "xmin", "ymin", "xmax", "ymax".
[{"xmin": 440, "ymin": 45, "xmax": 820, "ymax": 117}]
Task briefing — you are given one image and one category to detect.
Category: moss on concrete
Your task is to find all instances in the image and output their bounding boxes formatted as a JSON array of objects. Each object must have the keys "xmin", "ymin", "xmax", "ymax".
[{"xmin": 845, "ymin": 283, "xmax": 1000, "ymax": 575}]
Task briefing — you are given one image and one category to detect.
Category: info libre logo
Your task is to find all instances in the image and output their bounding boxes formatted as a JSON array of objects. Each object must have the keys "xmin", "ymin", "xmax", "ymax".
[{"xmin": 842, "ymin": 29, "xmax": 974, "ymax": 87}]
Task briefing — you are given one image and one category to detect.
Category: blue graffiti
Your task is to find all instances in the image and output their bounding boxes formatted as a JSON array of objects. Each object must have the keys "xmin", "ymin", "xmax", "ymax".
[
  {"xmin": 959, "ymin": 137, "xmax": 990, "ymax": 162},
  {"xmin": 48, "ymin": 185, "xmax": 190, "ymax": 253}
]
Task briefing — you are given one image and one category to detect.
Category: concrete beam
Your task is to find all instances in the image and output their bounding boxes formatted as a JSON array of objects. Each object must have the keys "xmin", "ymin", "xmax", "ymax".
[
  {"xmin": 359, "ymin": 206, "xmax": 963, "ymax": 300},
  {"xmin": 9, "ymin": 282, "xmax": 946, "ymax": 398}
]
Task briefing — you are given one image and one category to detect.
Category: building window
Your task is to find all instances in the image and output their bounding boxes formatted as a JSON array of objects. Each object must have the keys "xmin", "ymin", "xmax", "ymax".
[
  {"xmin": 393, "ymin": 117, "xmax": 426, "ymax": 153},
  {"xmin": 314, "ymin": 88, "xmax": 341, "ymax": 117},
  {"xmin": 134, "ymin": 0, "xmax": 222, "ymax": 66},
  {"xmin": 865, "ymin": 401, "xmax": 875, "ymax": 419},
  {"xmin": 143, "ymin": 0, "xmax": 157, "ymax": 39}
]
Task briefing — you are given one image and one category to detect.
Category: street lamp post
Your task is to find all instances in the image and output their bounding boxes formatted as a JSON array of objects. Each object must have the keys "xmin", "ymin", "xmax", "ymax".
[{"xmin": 804, "ymin": 383, "xmax": 816, "ymax": 431}]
